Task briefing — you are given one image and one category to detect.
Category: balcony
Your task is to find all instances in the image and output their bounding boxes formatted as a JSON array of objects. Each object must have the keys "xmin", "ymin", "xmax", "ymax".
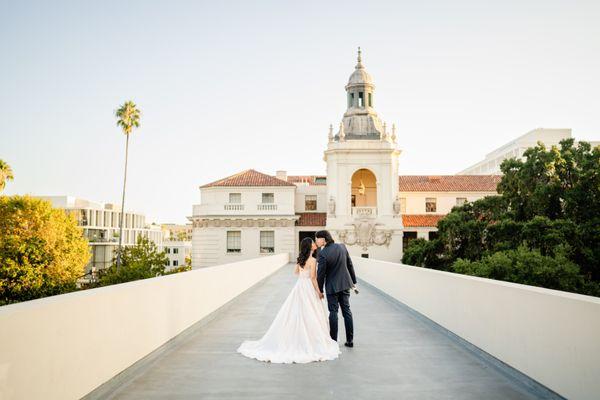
[
  {"xmin": 1, "ymin": 255, "xmax": 598, "ymax": 399},
  {"xmin": 224, "ymin": 204, "xmax": 244, "ymax": 211},
  {"xmin": 352, "ymin": 206, "xmax": 377, "ymax": 217},
  {"xmin": 257, "ymin": 203, "xmax": 277, "ymax": 211}
]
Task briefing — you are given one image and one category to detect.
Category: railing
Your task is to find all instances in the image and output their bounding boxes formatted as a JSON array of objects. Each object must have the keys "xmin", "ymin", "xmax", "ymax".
[
  {"xmin": 0, "ymin": 253, "xmax": 290, "ymax": 400},
  {"xmin": 224, "ymin": 204, "xmax": 244, "ymax": 211},
  {"xmin": 353, "ymin": 257, "xmax": 600, "ymax": 400},
  {"xmin": 352, "ymin": 206, "xmax": 377, "ymax": 217},
  {"xmin": 257, "ymin": 204, "xmax": 277, "ymax": 211}
]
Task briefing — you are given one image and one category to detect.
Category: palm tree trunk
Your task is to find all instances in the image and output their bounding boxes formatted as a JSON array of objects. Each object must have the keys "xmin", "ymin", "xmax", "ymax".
[{"xmin": 116, "ymin": 134, "xmax": 130, "ymax": 270}]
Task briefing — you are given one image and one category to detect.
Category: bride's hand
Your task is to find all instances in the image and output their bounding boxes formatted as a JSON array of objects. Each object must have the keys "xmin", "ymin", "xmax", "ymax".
[{"xmin": 318, "ymin": 291, "xmax": 324, "ymax": 299}]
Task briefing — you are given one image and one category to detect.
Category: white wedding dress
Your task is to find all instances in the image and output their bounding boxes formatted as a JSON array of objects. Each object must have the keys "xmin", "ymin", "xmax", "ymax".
[{"xmin": 237, "ymin": 258, "xmax": 341, "ymax": 363}]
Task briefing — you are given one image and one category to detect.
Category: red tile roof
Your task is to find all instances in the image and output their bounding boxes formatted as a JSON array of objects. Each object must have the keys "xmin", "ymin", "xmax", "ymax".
[
  {"xmin": 403, "ymin": 214, "xmax": 446, "ymax": 228},
  {"xmin": 296, "ymin": 212, "xmax": 327, "ymax": 226},
  {"xmin": 287, "ymin": 176, "xmax": 327, "ymax": 185},
  {"xmin": 399, "ymin": 175, "xmax": 501, "ymax": 192},
  {"xmin": 200, "ymin": 169, "xmax": 296, "ymax": 188}
]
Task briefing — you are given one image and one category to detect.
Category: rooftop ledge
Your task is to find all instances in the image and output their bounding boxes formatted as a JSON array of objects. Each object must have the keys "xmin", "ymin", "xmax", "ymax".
[{"xmin": 1, "ymin": 255, "xmax": 598, "ymax": 400}]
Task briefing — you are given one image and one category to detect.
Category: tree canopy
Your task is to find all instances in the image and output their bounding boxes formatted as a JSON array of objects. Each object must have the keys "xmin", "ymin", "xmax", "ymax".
[
  {"xmin": 0, "ymin": 195, "xmax": 90, "ymax": 305},
  {"xmin": 402, "ymin": 139, "xmax": 600, "ymax": 296}
]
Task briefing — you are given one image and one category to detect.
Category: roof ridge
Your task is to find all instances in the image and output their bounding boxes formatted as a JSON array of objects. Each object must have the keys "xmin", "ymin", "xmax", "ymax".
[{"xmin": 201, "ymin": 169, "xmax": 295, "ymax": 188}]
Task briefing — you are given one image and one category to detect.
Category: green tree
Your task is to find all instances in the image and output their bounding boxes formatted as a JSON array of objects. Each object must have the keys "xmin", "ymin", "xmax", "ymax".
[
  {"xmin": 96, "ymin": 236, "xmax": 168, "ymax": 286},
  {"xmin": 452, "ymin": 246, "xmax": 595, "ymax": 295},
  {"xmin": 115, "ymin": 100, "xmax": 141, "ymax": 270},
  {"xmin": 0, "ymin": 195, "xmax": 90, "ymax": 305},
  {"xmin": 0, "ymin": 159, "xmax": 14, "ymax": 192},
  {"xmin": 403, "ymin": 139, "xmax": 600, "ymax": 296}
]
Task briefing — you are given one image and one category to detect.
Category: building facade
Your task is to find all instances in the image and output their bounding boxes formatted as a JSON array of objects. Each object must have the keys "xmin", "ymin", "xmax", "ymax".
[
  {"xmin": 189, "ymin": 51, "xmax": 501, "ymax": 267},
  {"xmin": 457, "ymin": 128, "xmax": 600, "ymax": 175},
  {"xmin": 35, "ymin": 196, "xmax": 163, "ymax": 273}
]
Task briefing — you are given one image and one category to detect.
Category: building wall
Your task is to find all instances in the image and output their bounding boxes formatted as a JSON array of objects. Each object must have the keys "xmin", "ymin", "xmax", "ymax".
[
  {"xmin": 195, "ymin": 186, "xmax": 296, "ymax": 217},
  {"xmin": 34, "ymin": 196, "xmax": 163, "ymax": 273},
  {"xmin": 192, "ymin": 226, "xmax": 295, "ymax": 268},
  {"xmin": 399, "ymin": 191, "xmax": 497, "ymax": 215},
  {"xmin": 164, "ymin": 241, "xmax": 192, "ymax": 270},
  {"xmin": 294, "ymin": 184, "xmax": 328, "ymax": 213},
  {"xmin": 457, "ymin": 128, "xmax": 572, "ymax": 175}
]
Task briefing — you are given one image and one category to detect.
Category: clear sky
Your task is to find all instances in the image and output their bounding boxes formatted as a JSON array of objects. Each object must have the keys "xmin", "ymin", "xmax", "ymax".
[{"xmin": 1, "ymin": 0, "xmax": 599, "ymax": 224}]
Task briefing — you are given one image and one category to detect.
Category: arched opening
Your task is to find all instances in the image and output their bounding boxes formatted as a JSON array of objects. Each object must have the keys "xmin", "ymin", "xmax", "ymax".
[{"xmin": 351, "ymin": 169, "xmax": 377, "ymax": 215}]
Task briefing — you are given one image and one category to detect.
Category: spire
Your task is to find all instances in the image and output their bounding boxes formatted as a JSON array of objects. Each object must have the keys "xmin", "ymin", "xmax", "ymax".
[{"xmin": 356, "ymin": 46, "xmax": 364, "ymax": 69}]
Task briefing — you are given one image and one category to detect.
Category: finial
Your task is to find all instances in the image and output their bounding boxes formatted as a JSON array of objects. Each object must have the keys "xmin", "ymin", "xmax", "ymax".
[
  {"xmin": 339, "ymin": 122, "xmax": 346, "ymax": 141},
  {"xmin": 356, "ymin": 46, "xmax": 364, "ymax": 69},
  {"xmin": 328, "ymin": 124, "xmax": 333, "ymax": 142},
  {"xmin": 382, "ymin": 122, "xmax": 388, "ymax": 141},
  {"xmin": 391, "ymin": 123, "xmax": 397, "ymax": 142}
]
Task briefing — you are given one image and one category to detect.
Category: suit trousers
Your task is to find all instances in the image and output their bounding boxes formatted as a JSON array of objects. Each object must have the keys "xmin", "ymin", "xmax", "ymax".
[{"xmin": 326, "ymin": 289, "xmax": 353, "ymax": 343}]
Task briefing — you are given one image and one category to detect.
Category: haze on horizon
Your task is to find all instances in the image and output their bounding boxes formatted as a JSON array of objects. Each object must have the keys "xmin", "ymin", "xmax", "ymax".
[{"xmin": 1, "ymin": 0, "xmax": 599, "ymax": 224}]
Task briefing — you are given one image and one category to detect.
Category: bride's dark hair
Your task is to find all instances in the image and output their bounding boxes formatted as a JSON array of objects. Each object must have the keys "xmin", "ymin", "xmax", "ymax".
[{"xmin": 297, "ymin": 237, "xmax": 314, "ymax": 268}]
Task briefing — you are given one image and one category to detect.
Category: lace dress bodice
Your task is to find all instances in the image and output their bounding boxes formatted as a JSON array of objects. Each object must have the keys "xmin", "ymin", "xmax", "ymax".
[{"xmin": 298, "ymin": 265, "xmax": 311, "ymax": 279}]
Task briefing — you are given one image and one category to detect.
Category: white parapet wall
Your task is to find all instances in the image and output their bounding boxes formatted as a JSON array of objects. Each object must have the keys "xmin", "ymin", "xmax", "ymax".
[
  {"xmin": 0, "ymin": 253, "xmax": 289, "ymax": 400},
  {"xmin": 354, "ymin": 258, "xmax": 600, "ymax": 400}
]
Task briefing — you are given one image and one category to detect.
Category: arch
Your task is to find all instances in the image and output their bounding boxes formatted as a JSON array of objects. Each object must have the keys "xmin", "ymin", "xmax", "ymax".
[{"xmin": 350, "ymin": 168, "xmax": 377, "ymax": 207}]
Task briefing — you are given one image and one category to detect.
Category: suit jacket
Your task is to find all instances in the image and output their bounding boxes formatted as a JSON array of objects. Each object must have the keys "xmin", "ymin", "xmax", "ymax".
[{"xmin": 317, "ymin": 243, "xmax": 357, "ymax": 294}]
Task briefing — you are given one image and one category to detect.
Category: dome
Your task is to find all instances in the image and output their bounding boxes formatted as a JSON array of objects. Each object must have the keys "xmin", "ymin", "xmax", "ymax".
[
  {"xmin": 348, "ymin": 67, "xmax": 373, "ymax": 85},
  {"xmin": 346, "ymin": 47, "xmax": 374, "ymax": 88}
]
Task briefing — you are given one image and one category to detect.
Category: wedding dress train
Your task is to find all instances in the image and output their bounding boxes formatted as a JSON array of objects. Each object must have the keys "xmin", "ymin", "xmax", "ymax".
[{"xmin": 237, "ymin": 263, "xmax": 341, "ymax": 363}]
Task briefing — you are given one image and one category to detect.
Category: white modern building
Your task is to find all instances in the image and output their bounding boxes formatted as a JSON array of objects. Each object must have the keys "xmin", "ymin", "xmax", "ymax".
[
  {"xmin": 35, "ymin": 196, "xmax": 163, "ymax": 273},
  {"xmin": 189, "ymin": 50, "xmax": 501, "ymax": 267},
  {"xmin": 161, "ymin": 223, "xmax": 193, "ymax": 269},
  {"xmin": 163, "ymin": 241, "xmax": 192, "ymax": 270},
  {"xmin": 457, "ymin": 128, "xmax": 600, "ymax": 175}
]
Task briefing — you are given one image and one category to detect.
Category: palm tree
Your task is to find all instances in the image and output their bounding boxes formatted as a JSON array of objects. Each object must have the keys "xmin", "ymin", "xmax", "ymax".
[
  {"xmin": 115, "ymin": 101, "xmax": 141, "ymax": 269},
  {"xmin": 0, "ymin": 159, "xmax": 14, "ymax": 192}
]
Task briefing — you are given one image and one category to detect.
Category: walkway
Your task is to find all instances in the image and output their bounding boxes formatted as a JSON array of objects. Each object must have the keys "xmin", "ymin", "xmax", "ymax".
[{"xmin": 86, "ymin": 264, "xmax": 547, "ymax": 400}]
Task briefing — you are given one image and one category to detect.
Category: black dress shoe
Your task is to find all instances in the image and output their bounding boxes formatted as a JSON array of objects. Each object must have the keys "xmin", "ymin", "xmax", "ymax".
[{"xmin": 344, "ymin": 342, "xmax": 354, "ymax": 348}]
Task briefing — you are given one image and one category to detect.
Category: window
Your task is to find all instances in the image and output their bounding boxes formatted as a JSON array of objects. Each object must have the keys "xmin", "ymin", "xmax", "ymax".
[
  {"xmin": 173, "ymin": 248, "xmax": 179, "ymax": 254},
  {"xmin": 173, "ymin": 260, "xmax": 178, "ymax": 267},
  {"xmin": 400, "ymin": 197, "xmax": 406, "ymax": 214},
  {"xmin": 351, "ymin": 195, "xmax": 356, "ymax": 207},
  {"xmin": 348, "ymin": 93, "xmax": 353, "ymax": 108},
  {"xmin": 426, "ymin": 198, "xmax": 437, "ymax": 212},
  {"xmin": 165, "ymin": 247, "xmax": 171, "ymax": 254},
  {"xmin": 403, "ymin": 231, "xmax": 418, "ymax": 251},
  {"xmin": 227, "ymin": 231, "xmax": 241, "ymax": 253},
  {"xmin": 428, "ymin": 231, "xmax": 439, "ymax": 241},
  {"xmin": 314, "ymin": 177, "xmax": 326, "ymax": 184},
  {"xmin": 350, "ymin": 92, "xmax": 355, "ymax": 107},
  {"xmin": 358, "ymin": 92, "xmax": 364, "ymax": 107},
  {"xmin": 229, "ymin": 193, "xmax": 241, "ymax": 203},
  {"xmin": 305, "ymin": 195, "xmax": 317, "ymax": 211},
  {"xmin": 456, "ymin": 197, "xmax": 467, "ymax": 206},
  {"xmin": 260, "ymin": 231, "xmax": 275, "ymax": 253},
  {"xmin": 262, "ymin": 193, "xmax": 274, "ymax": 203},
  {"xmin": 368, "ymin": 92, "xmax": 372, "ymax": 107}
]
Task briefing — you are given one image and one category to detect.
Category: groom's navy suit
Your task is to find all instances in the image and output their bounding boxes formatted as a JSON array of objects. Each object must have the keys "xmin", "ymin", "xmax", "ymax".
[{"xmin": 317, "ymin": 242, "xmax": 357, "ymax": 343}]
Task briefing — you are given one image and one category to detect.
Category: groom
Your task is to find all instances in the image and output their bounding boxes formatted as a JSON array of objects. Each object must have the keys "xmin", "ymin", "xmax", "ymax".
[{"xmin": 315, "ymin": 230, "xmax": 357, "ymax": 348}]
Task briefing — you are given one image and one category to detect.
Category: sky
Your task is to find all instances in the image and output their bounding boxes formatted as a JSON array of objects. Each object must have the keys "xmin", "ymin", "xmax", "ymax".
[{"xmin": 1, "ymin": 0, "xmax": 599, "ymax": 224}]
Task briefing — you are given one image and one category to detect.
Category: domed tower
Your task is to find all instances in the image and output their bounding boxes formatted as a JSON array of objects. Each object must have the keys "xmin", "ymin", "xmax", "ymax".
[
  {"xmin": 324, "ymin": 48, "xmax": 404, "ymax": 261},
  {"xmin": 338, "ymin": 47, "xmax": 385, "ymax": 140}
]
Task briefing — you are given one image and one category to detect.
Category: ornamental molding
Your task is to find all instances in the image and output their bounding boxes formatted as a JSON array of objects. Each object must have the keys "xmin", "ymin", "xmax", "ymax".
[
  {"xmin": 336, "ymin": 218, "xmax": 393, "ymax": 251},
  {"xmin": 192, "ymin": 217, "xmax": 296, "ymax": 228}
]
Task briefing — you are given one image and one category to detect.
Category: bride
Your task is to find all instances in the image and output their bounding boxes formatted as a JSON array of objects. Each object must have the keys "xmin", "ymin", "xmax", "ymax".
[{"xmin": 237, "ymin": 237, "xmax": 341, "ymax": 363}]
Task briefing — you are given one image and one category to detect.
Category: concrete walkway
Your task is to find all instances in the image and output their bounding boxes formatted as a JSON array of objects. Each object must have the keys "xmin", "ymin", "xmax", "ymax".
[{"xmin": 87, "ymin": 264, "xmax": 547, "ymax": 400}]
